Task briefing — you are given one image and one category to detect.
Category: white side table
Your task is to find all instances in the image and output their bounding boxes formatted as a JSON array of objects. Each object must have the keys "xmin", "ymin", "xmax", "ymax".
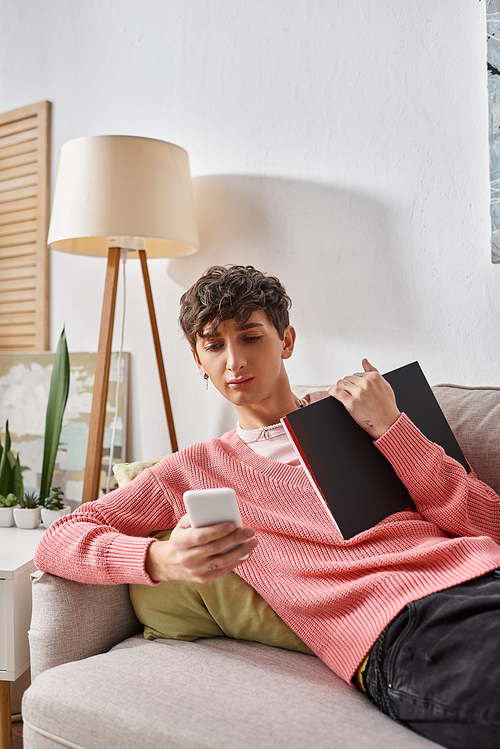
[{"xmin": 0, "ymin": 526, "xmax": 45, "ymax": 749}]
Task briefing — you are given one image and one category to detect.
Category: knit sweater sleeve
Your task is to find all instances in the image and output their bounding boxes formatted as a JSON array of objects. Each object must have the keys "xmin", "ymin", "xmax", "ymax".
[
  {"xmin": 34, "ymin": 464, "xmax": 176, "ymax": 585},
  {"xmin": 376, "ymin": 413, "xmax": 500, "ymax": 541}
]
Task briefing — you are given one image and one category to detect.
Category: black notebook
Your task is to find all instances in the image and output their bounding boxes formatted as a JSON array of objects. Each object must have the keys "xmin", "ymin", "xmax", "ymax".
[{"xmin": 281, "ymin": 361, "xmax": 469, "ymax": 539}]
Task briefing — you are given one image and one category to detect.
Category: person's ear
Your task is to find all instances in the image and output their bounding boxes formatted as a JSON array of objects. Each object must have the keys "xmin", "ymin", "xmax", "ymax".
[
  {"xmin": 281, "ymin": 325, "xmax": 296, "ymax": 360},
  {"xmin": 191, "ymin": 348, "xmax": 204, "ymax": 376}
]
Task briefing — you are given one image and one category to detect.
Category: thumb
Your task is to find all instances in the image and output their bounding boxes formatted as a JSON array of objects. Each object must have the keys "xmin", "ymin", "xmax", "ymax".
[
  {"xmin": 177, "ymin": 514, "xmax": 192, "ymax": 528},
  {"xmin": 362, "ymin": 358, "xmax": 379, "ymax": 373}
]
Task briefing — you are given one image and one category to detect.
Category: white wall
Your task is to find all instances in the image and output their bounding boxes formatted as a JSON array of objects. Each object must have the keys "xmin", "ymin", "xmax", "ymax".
[{"xmin": 1, "ymin": 0, "xmax": 498, "ymax": 463}]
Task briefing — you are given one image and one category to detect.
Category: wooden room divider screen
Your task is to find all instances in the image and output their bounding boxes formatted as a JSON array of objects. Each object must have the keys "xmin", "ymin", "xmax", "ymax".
[{"xmin": 0, "ymin": 100, "xmax": 51, "ymax": 351}]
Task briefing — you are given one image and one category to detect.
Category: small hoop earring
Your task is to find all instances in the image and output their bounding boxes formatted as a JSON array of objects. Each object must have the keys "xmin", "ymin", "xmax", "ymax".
[{"xmin": 204, "ymin": 373, "xmax": 209, "ymax": 390}]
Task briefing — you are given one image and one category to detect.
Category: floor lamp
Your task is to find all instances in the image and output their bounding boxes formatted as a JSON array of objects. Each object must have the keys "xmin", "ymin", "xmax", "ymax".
[{"xmin": 47, "ymin": 136, "xmax": 199, "ymax": 503}]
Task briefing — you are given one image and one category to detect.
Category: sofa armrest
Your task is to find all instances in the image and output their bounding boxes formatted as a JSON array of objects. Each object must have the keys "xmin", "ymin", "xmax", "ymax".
[
  {"xmin": 432, "ymin": 384, "xmax": 500, "ymax": 495},
  {"xmin": 29, "ymin": 570, "xmax": 142, "ymax": 680}
]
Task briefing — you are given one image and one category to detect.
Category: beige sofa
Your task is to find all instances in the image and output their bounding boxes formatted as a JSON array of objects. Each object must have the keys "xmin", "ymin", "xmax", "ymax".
[{"xmin": 22, "ymin": 384, "xmax": 500, "ymax": 749}]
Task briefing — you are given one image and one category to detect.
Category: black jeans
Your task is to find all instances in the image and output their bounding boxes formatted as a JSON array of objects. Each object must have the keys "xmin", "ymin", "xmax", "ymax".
[{"xmin": 363, "ymin": 569, "xmax": 500, "ymax": 749}]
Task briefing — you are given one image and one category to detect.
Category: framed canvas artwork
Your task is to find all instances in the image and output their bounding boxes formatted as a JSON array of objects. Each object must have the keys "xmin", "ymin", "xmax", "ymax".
[{"xmin": 0, "ymin": 351, "xmax": 129, "ymax": 507}]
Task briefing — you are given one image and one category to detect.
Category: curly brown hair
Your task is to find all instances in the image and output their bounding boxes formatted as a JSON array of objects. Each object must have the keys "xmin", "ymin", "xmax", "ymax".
[{"xmin": 179, "ymin": 265, "xmax": 292, "ymax": 349}]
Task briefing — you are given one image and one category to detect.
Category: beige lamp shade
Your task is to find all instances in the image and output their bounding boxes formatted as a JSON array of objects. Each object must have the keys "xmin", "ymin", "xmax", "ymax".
[{"xmin": 47, "ymin": 135, "xmax": 199, "ymax": 257}]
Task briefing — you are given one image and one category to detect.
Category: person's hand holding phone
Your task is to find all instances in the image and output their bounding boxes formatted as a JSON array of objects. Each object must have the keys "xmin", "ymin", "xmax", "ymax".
[{"xmin": 145, "ymin": 489, "xmax": 257, "ymax": 583}]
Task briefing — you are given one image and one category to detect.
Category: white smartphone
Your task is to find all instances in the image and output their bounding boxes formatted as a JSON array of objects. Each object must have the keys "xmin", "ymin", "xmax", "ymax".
[
  {"xmin": 183, "ymin": 487, "xmax": 242, "ymax": 528},
  {"xmin": 183, "ymin": 488, "xmax": 248, "ymax": 557}
]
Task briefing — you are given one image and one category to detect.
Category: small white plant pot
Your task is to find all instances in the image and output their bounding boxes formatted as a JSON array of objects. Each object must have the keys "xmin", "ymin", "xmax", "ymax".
[
  {"xmin": 41, "ymin": 506, "xmax": 70, "ymax": 528},
  {"xmin": 13, "ymin": 507, "xmax": 41, "ymax": 529},
  {"xmin": 0, "ymin": 505, "xmax": 18, "ymax": 527}
]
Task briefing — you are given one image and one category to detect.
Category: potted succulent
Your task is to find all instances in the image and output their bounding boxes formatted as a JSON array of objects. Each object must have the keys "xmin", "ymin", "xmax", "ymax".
[
  {"xmin": 41, "ymin": 486, "xmax": 71, "ymax": 528},
  {"xmin": 0, "ymin": 493, "xmax": 19, "ymax": 528},
  {"xmin": 13, "ymin": 490, "xmax": 41, "ymax": 529}
]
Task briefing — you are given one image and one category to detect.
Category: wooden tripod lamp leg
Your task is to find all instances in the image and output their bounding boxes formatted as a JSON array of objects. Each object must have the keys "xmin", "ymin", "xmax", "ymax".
[
  {"xmin": 0, "ymin": 681, "xmax": 12, "ymax": 749},
  {"xmin": 139, "ymin": 250, "xmax": 178, "ymax": 453},
  {"xmin": 81, "ymin": 247, "xmax": 121, "ymax": 503}
]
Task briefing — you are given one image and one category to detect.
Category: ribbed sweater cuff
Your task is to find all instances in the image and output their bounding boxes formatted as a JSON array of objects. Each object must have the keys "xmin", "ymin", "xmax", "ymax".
[
  {"xmin": 374, "ymin": 412, "xmax": 445, "ymax": 491},
  {"xmin": 105, "ymin": 534, "xmax": 159, "ymax": 586},
  {"xmin": 374, "ymin": 413, "xmax": 437, "ymax": 465}
]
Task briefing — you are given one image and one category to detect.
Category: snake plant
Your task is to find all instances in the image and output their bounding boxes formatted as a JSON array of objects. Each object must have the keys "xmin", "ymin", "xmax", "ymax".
[
  {"xmin": 39, "ymin": 328, "xmax": 70, "ymax": 503},
  {"xmin": 0, "ymin": 420, "xmax": 24, "ymax": 502}
]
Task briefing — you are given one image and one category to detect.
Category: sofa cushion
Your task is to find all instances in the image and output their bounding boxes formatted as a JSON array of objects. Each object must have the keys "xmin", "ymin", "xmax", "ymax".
[
  {"xmin": 113, "ymin": 456, "xmax": 166, "ymax": 486},
  {"xmin": 432, "ymin": 384, "xmax": 500, "ymax": 495},
  {"xmin": 23, "ymin": 637, "xmax": 439, "ymax": 749},
  {"xmin": 129, "ymin": 530, "xmax": 313, "ymax": 654}
]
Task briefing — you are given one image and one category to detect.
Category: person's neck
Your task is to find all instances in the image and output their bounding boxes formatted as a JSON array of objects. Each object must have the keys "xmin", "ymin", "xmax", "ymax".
[{"xmin": 235, "ymin": 388, "xmax": 301, "ymax": 431}]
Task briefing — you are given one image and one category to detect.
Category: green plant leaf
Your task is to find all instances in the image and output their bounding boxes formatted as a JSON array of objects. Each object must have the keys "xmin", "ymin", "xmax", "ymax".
[
  {"xmin": 44, "ymin": 487, "xmax": 65, "ymax": 510},
  {"xmin": 0, "ymin": 493, "xmax": 19, "ymax": 507},
  {"xmin": 11, "ymin": 453, "xmax": 24, "ymax": 503},
  {"xmin": 20, "ymin": 490, "xmax": 39, "ymax": 509},
  {"xmin": 0, "ymin": 423, "xmax": 25, "ymax": 502},
  {"xmin": 39, "ymin": 329, "xmax": 70, "ymax": 501},
  {"xmin": 0, "ymin": 421, "xmax": 12, "ymax": 497}
]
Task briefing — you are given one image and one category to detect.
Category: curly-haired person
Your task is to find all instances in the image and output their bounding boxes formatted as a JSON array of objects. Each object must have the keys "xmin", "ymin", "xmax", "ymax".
[{"xmin": 36, "ymin": 265, "xmax": 500, "ymax": 749}]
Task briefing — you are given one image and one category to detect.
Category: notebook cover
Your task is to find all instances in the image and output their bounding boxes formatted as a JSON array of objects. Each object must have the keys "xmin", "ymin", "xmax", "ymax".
[{"xmin": 282, "ymin": 361, "xmax": 468, "ymax": 539}]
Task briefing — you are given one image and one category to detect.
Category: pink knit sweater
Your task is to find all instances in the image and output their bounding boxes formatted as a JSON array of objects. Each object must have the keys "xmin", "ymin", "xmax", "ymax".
[{"xmin": 35, "ymin": 413, "xmax": 500, "ymax": 683}]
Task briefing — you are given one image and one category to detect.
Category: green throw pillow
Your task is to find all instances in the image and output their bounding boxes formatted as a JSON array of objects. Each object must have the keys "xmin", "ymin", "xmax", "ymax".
[{"xmin": 129, "ymin": 530, "xmax": 313, "ymax": 655}]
